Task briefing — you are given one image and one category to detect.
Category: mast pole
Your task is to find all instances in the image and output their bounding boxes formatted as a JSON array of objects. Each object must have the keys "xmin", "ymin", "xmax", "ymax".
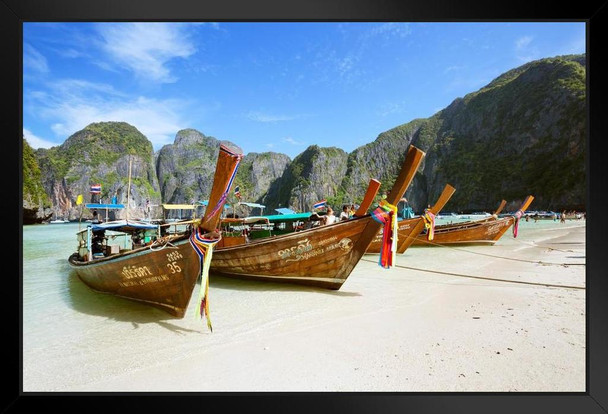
[{"xmin": 126, "ymin": 156, "xmax": 132, "ymax": 221}]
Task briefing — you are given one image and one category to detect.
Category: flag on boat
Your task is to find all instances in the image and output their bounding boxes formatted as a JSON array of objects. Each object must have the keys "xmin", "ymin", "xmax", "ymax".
[
  {"xmin": 234, "ymin": 185, "xmax": 241, "ymax": 199},
  {"xmin": 76, "ymin": 194, "xmax": 83, "ymax": 205},
  {"xmin": 90, "ymin": 184, "xmax": 102, "ymax": 194},
  {"xmin": 313, "ymin": 199, "xmax": 326, "ymax": 209}
]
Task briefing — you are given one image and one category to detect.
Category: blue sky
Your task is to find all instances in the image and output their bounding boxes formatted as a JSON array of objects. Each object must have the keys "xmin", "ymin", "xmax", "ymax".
[{"xmin": 23, "ymin": 22, "xmax": 585, "ymax": 159}]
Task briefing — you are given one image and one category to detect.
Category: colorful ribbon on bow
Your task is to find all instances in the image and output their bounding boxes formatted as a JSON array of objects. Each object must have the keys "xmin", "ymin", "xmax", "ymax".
[
  {"xmin": 371, "ymin": 199, "xmax": 398, "ymax": 268},
  {"xmin": 512, "ymin": 209, "xmax": 524, "ymax": 237},
  {"xmin": 422, "ymin": 209, "xmax": 436, "ymax": 241},
  {"xmin": 189, "ymin": 227, "xmax": 221, "ymax": 331}
]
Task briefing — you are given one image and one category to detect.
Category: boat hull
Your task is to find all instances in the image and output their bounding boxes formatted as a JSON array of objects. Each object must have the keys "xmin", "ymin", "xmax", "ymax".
[
  {"xmin": 68, "ymin": 237, "xmax": 200, "ymax": 317},
  {"xmin": 412, "ymin": 216, "xmax": 515, "ymax": 246},
  {"xmin": 210, "ymin": 215, "xmax": 377, "ymax": 289}
]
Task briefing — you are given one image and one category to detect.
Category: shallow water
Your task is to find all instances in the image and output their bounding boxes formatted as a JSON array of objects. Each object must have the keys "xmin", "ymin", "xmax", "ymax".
[{"xmin": 21, "ymin": 218, "xmax": 585, "ymax": 392}]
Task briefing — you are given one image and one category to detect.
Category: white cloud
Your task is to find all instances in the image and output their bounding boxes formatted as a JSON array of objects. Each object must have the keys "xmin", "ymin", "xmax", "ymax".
[
  {"xmin": 514, "ymin": 35, "xmax": 540, "ymax": 62},
  {"xmin": 283, "ymin": 137, "xmax": 305, "ymax": 146},
  {"xmin": 95, "ymin": 23, "xmax": 196, "ymax": 83},
  {"xmin": 369, "ymin": 23, "xmax": 412, "ymax": 39},
  {"xmin": 23, "ymin": 128, "xmax": 56, "ymax": 149},
  {"xmin": 515, "ymin": 36, "xmax": 533, "ymax": 50},
  {"xmin": 377, "ymin": 101, "xmax": 406, "ymax": 117},
  {"xmin": 28, "ymin": 78, "xmax": 190, "ymax": 149},
  {"xmin": 23, "ymin": 44, "xmax": 49, "ymax": 74},
  {"xmin": 444, "ymin": 65, "xmax": 466, "ymax": 74},
  {"xmin": 246, "ymin": 111, "xmax": 297, "ymax": 123}
]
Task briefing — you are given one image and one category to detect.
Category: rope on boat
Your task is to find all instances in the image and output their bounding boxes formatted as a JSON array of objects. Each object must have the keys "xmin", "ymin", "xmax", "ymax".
[
  {"xmin": 360, "ymin": 258, "xmax": 585, "ymax": 290},
  {"xmin": 149, "ymin": 236, "xmax": 178, "ymax": 251},
  {"xmin": 403, "ymin": 234, "xmax": 585, "ymax": 267}
]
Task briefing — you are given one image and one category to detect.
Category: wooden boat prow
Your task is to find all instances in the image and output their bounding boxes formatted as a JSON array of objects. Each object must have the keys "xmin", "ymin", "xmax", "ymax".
[
  {"xmin": 354, "ymin": 179, "xmax": 381, "ymax": 216},
  {"xmin": 412, "ymin": 195, "xmax": 534, "ymax": 246},
  {"xmin": 365, "ymin": 183, "xmax": 456, "ymax": 254},
  {"xmin": 210, "ymin": 145, "xmax": 426, "ymax": 289},
  {"xmin": 67, "ymin": 142, "xmax": 244, "ymax": 317}
]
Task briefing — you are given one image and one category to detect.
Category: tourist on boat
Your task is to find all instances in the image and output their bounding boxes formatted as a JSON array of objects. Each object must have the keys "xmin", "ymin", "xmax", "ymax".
[
  {"xmin": 349, "ymin": 204, "xmax": 356, "ymax": 218},
  {"xmin": 324, "ymin": 207, "xmax": 336, "ymax": 225},
  {"xmin": 92, "ymin": 210, "xmax": 102, "ymax": 224},
  {"xmin": 305, "ymin": 212, "xmax": 323, "ymax": 229},
  {"xmin": 339, "ymin": 206, "xmax": 349, "ymax": 221},
  {"xmin": 91, "ymin": 229, "xmax": 105, "ymax": 255}
]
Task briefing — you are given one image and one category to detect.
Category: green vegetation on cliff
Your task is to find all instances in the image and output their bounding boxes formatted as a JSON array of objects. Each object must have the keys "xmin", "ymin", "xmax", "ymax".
[
  {"xmin": 23, "ymin": 138, "xmax": 49, "ymax": 207},
  {"xmin": 29, "ymin": 54, "xmax": 587, "ymax": 215}
]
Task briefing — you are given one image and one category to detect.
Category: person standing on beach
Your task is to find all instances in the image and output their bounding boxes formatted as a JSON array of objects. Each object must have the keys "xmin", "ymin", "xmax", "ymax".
[{"xmin": 560, "ymin": 210, "xmax": 566, "ymax": 223}]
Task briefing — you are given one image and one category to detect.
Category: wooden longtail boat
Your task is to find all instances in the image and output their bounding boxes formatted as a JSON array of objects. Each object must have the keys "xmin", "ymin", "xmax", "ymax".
[
  {"xmin": 365, "ymin": 184, "xmax": 457, "ymax": 254},
  {"xmin": 67, "ymin": 142, "xmax": 243, "ymax": 317},
  {"xmin": 411, "ymin": 195, "xmax": 534, "ymax": 246},
  {"xmin": 208, "ymin": 145, "xmax": 426, "ymax": 289}
]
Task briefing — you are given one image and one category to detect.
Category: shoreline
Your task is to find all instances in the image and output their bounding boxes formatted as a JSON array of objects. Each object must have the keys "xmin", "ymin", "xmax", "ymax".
[{"xmin": 31, "ymin": 221, "xmax": 585, "ymax": 392}]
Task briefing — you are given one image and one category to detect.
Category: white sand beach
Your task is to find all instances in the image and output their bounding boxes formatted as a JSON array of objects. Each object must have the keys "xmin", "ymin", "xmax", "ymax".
[{"xmin": 22, "ymin": 219, "xmax": 586, "ymax": 392}]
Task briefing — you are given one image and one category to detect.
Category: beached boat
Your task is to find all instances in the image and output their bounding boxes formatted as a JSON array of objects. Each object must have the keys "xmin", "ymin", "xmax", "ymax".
[
  {"xmin": 67, "ymin": 142, "xmax": 243, "ymax": 318},
  {"xmin": 365, "ymin": 183, "xmax": 456, "ymax": 254},
  {"xmin": 411, "ymin": 196, "xmax": 534, "ymax": 246},
  {"xmin": 208, "ymin": 145, "xmax": 426, "ymax": 289}
]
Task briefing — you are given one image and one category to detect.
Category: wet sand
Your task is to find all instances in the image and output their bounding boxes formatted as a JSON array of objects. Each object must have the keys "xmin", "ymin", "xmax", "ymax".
[{"xmin": 23, "ymin": 220, "xmax": 585, "ymax": 392}]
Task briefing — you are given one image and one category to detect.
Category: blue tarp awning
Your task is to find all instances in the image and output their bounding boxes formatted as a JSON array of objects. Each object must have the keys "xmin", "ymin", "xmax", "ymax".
[
  {"xmin": 238, "ymin": 202, "xmax": 266, "ymax": 208},
  {"xmin": 85, "ymin": 203, "xmax": 125, "ymax": 209},
  {"xmin": 90, "ymin": 219, "xmax": 158, "ymax": 232},
  {"xmin": 263, "ymin": 212, "xmax": 312, "ymax": 222},
  {"xmin": 275, "ymin": 208, "xmax": 296, "ymax": 215}
]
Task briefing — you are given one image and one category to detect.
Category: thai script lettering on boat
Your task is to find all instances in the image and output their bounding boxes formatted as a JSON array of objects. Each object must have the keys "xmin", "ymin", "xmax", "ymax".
[
  {"xmin": 121, "ymin": 265, "xmax": 153, "ymax": 279},
  {"xmin": 278, "ymin": 236, "xmax": 353, "ymax": 263}
]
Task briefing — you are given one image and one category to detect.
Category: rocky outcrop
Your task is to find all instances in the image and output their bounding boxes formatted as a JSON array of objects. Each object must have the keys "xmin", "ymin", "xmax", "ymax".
[
  {"xmin": 264, "ymin": 145, "xmax": 348, "ymax": 212},
  {"xmin": 36, "ymin": 122, "xmax": 160, "ymax": 220},
  {"xmin": 335, "ymin": 54, "xmax": 586, "ymax": 212},
  {"xmin": 25, "ymin": 54, "xmax": 587, "ymax": 221},
  {"xmin": 155, "ymin": 129, "xmax": 223, "ymax": 212}
]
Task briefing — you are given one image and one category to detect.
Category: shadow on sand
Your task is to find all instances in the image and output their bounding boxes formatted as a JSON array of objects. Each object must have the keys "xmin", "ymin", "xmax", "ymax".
[{"xmin": 65, "ymin": 267, "xmax": 362, "ymax": 333}]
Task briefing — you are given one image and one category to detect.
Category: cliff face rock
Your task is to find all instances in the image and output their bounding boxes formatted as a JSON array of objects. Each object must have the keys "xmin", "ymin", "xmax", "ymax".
[
  {"xmin": 340, "ymin": 119, "xmax": 428, "ymax": 209},
  {"xmin": 23, "ymin": 138, "xmax": 52, "ymax": 223},
  {"xmin": 156, "ymin": 130, "xmax": 291, "ymax": 217},
  {"xmin": 231, "ymin": 152, "xmax": 291, "ymax": 215},
  {"xmin": 264, "ymin": 145, "xmax": 348, "ymax": 212},
  {"xmin": 36, "ymin": 122, "xmax": 161, "ymax": 220},
  {"xmin": 155, "ymin": 129, "xmax": 223, "ymax": 213},
  {"xmin": 335, "ymin": 54, "xmax": 586, "ymax": 213},
  {"xmin": 25, "ymin": 54, "xmax": 586, "ymax": 222},
  {"xmin": 424, "ymin": 54, "xmax": 586, "ymax": 212}
]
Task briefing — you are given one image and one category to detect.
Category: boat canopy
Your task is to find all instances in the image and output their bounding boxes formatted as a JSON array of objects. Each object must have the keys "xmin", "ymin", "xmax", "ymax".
[
  {"xmin": 262, "ymin": 212, "xmax": 312, "ymax": 222},
  {"xmin": 85, "ymin": 203, "xmax": 125, "ymax": 209},
  {"xmin": 275, "ymin": 208, "xmax": 296, "ymax": 215},
  {"xmin": 237, "ymin": 202, "xmax": 266, "ymax": 208},
  {"xmin": 162, "ymin": 204, "xmax": 197, "ymax": 210},
  {"xmin": 221, "ymin": 216, "xmax": 270, "ymax": 225},
  {"xmin": 90, "ymin": 219, "xmax": 158, "ymax": 232}
]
